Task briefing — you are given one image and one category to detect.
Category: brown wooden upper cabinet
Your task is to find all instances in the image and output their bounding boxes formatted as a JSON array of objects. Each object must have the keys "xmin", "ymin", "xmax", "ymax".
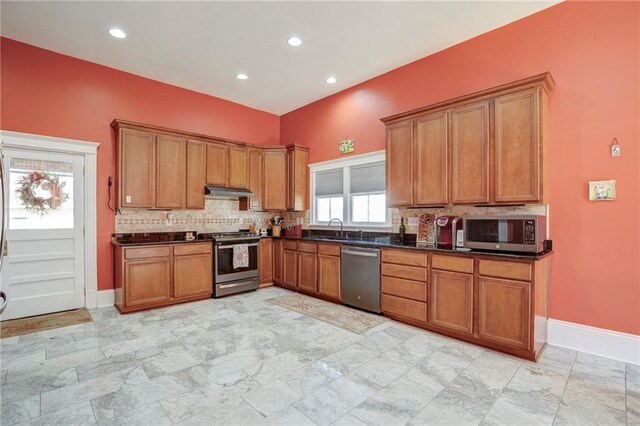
[
  {"xmin": 385, "ymin": 121, "xmax": 414, "ymax": 206},
  {"xmin": 451, "ymin": 101, "xmax": 490, "ymax": 204},
  {"xmin": 286, "ymin": 144, "xmax": 309, "ymax": 211},
  {"xmin": 415, "ymin": 111, "xmax": 449, "ymax": 205},
  {"xmin": 117, "ymin": 128, "xmax": 156, "ymax": 208},
  {"xmin": 205, "ymin": 143, "xmax": 250, "ymax": 189},
  {"xmin": 186, "ymin": 140, "xmax": 206, "ymax": 209},
  {"xmin": 381, "ymin": 73, "xmax": 554, "ymax": 207},
  {"xmin": 116, "ymin": 126, "xmax": 190, "ymax": 210},
  {"xmin": 494, "ymin": 89, "xmax": 542, "ymax": 203},
  {"xmin": 156, "ymin": 134, "xmax": 187, "ymax": 209},
  {"xmin": 240, "ymin": 149, "xmax": 263, "ymax": 211},
  {"xmin": 261, "ymin": 148, "xmax": 287, "ymax": 211}
]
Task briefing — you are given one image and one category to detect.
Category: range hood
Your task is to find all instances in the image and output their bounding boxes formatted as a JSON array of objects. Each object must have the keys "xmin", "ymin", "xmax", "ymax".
[{"xmin": 205, "ymin": 186, "xmax": 254, "ymax": 198}]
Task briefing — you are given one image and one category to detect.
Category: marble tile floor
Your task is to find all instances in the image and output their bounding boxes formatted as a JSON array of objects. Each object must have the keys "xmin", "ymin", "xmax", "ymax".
[{"xmin": 0, "ymin": 286, "xmax": 637, "ymax": 426}]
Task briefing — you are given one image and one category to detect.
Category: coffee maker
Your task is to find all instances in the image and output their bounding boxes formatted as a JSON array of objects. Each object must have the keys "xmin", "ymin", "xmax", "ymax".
[{"xmin": 435, "ymin": 216, "xmax": 464, "ymax": 249}]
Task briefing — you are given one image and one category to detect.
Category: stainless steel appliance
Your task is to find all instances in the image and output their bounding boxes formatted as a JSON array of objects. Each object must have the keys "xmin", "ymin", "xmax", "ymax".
[
  {"xmin": 341, "ymin": 246, "xmax": 381, "ymax": 314},
  {"xmin": 197, "ymin": 232, "xmax": 260, "ymax": 297},
  {"xmin": 463, "ymin": 215, "xmax": 547, "ymax": 253}
]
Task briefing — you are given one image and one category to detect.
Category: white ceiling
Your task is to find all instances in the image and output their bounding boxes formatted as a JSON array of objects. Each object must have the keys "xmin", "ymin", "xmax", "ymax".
[{"xmin": 1, "ymin": 1, "xmax": 558, "ymax": 115}]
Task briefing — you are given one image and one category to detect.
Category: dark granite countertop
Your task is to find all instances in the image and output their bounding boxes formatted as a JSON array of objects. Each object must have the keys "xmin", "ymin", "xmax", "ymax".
[
  {"xmin": 274, "ymin": 235, "xmax": 551, "ymax": 261},
  {"xmin": 112, "ymin": 232, "xmax": 205, "ymax": 247}
]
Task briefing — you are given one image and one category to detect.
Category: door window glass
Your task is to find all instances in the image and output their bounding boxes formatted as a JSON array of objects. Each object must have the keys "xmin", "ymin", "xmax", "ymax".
[{"xmin": 8, "ymin": 158, "xmax": 74, "ymax": 230}]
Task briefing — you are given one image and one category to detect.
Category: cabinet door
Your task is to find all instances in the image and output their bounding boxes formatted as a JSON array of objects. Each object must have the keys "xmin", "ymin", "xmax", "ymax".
[
  {"xmin": 229, "ymin": 146, "xmax": 249, "ymax": 189},
  {"xmin": 297, "ymin": 252, "xmax": 317, "ymax": 293},
  {"xmin": 451, "ymin": 101, "xmax": 490, "ymax": 204},
  {"xmin": 386, "ymin": 121, "xmax": 413, "ymax": 206},
  {"xmin": 478, "ymin": 277, "xmax": 531, "ymax": 350},
  {"xmin": 119, "ymin": 129, "xmax": 155, "ymax": 208},
  {"xmin": 318, "ymin": 254, "xmax": 340, "ymax": 300},
  {"xmin": 259, "ymin": 238, "xmax": 273, "ymax": 284},
  {"xmin": 415, "ymin": 112, "xmax": 448, "ymax": 205},
  {"xmin": 494, "ymin": 89, "xmax": 541, "ymax": 202},
  {"xmin": 430, "ymin": 270, "xmax": 474, "ymax": 335},
  {"xmin": 206, "ymin": 143, "xmax": 229, "ymax": 186},
  {"xmin": 186, "ymin": 140, "xmax": 206, "ymax": 209},
  {"xmin": 241, "ymin": 149, "xmax": 263, "ymax": 211},
  {"xmin": 282, "ymin": 249, "xmax": 297, "ymax": 288},
  {"xmin": 263, "ymin": 150, "xmax": 287, "ymax": 211},
  {"xmin": 156, "ymin": 135, "xmax": 186, "ymax": 209},
  {"xmin": 173, "ymin": 254, "xmax": 212, "ymax": 299},
  {"xmin": 273, "ymin": 239, "xmax": 283, "ymax": 284},
  {"xmin": 124, "ymin": 258, "xmax": 171, "ymax": 307},
  {"xmin": 286, "ymin": 147, "xmax": 309, "ymax": 211}
]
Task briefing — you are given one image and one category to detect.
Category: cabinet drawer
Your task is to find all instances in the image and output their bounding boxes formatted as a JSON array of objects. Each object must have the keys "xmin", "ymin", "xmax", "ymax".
[
  {"xmin": 432, "ymin": 255, "xmax": 473, "ymax": 273},
  {"xmin": 381, "ymin": 294, "xmax": 427, "ymax": 322},
  {"xmin": 282, "ymin": 240, "xmax": 298, "ymax": 250},
  {"xmin": 381, "ymin": 249, "xmax": 428, "ymax": 267},
  {"xmin": 124, "ymin": 246, "xmax": 171, "ymax": 259},
  {"xmin": 479, "ymin": 260, "xmax": 531, "ymax": 281},
  {"xmin": 173, "ymin": 243, "xmax": 212, "ymax": 256},
  {"xmin": 318, "ymin": 243, "xmax": 341, "ymax": 257},
  {"xmin": 381, "ymin": 263, "xmax": 427, "ymax": 282},
  {"xmin": 381, "ymin": 276, "xmax": 426, "ymax": 302},
  {"xmin": 297, "ymin": 241, "xmax": 317, "ymax": 254}
]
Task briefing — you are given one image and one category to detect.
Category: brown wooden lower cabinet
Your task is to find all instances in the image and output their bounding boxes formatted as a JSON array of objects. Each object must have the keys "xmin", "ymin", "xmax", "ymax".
[
  {"xmin": 317, "ymin": 253, "xmax": 341, "ymax": 300},
  {"xmin": 115, "ymin": 242, "xmax": 212, "ymax": 313},
  {"xmin": 173, "ymin": 254, "xmax": 212, "ymax": 299},
  {"xmin": 282, "ymin": 249, "xmax": 297, "ymax": 288},
  {"xmin": 297, "ymin": 252, "xmax": 317, "ymax": 293},
  {"xmin": 259, "ymin": 238, "xmax": 273, "ymax": 285},
  {"xmin": 124, "ymin": 257, "xmax": 172, "ymax": 308},
  {"xmin": 273, "ymin": 239, "xmax": 283, "ymax": 284},
  {"xmin": 430, "ymin": 270, "xmax": 474, "ymax": 335},
  {"xmin": 381, "ymin": 294, "xmax": 427, "ymax": 323},
  {"xmin": 478, "ymin": 277, "xmax": 531, "ymax": 350},
  {"xmin": 271, "ymin": 240, "xmax": 549, "ymax": 361}
]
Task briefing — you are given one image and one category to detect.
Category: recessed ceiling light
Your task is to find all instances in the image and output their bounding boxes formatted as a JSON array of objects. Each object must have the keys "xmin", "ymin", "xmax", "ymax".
[
  {"xmin": 108, "ymin": 28, "xmax": 126, "ymax": 39},
  {"xmin": 287, "ymin": 36, "xmax": 302, "ymax": 47},
  {"xmin": 325, "ymin": 76, "xmax": 337, "ymax": 84},
  {"xmin": 236, "ymin": 73, "xmax": 249, "ymax": 80}
]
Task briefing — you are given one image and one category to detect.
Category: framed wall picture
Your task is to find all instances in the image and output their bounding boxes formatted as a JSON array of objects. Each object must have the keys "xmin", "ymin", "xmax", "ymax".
[{"xmin": 589, "ymin": 180, "xmax": 616, "ymax": 201}]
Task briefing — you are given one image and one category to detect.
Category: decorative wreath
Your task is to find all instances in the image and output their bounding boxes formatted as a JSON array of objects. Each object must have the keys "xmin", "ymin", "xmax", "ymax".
[{"xmin": 16, "ymin": 171, "xmax": 69, "ymax": 215}]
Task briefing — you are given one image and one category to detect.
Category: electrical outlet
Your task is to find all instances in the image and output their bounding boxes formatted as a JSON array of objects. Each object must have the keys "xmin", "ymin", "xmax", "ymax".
[
  {"xmin": 125, "ymin": 195, "xmax": 132, "ymax": 203},
  {"xmin": 408, "ymin": 217, "xmax": 419, "ymax": 226}
]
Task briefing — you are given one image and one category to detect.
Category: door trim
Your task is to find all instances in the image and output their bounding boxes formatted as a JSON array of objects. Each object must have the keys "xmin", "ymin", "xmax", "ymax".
[{"xmin": 0, "ymin": 130, "xmax": 99, "ymax": 309}]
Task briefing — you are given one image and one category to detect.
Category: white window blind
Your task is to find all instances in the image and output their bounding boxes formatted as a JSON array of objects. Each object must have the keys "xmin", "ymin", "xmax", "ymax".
[{"xmin": 310, "ymin": 152, "xmax": 389, "ymax": 228}]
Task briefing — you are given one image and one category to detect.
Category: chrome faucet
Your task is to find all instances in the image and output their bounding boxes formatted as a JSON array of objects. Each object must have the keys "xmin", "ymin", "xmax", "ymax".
[{"xmin": 328, "ymin": 218, "xmax": 344, "ymax": 237}]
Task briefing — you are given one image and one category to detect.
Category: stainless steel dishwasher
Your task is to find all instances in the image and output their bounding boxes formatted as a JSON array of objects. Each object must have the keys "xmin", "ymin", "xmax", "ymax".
[{"xmin": 341, "ymin": 246, "xmax": 381, "ymax": 314}]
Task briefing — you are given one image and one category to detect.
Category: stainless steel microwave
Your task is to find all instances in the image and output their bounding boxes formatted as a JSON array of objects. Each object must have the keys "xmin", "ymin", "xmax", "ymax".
[{"xmin": 462, "ymin": 215, "xmax": 547, "ymax": 253}]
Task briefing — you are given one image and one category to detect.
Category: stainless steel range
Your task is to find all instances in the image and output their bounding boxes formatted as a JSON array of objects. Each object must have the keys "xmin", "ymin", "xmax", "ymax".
[{"xmin": 197, "ymin": 232, "xmax": 260, "ymax": 297}]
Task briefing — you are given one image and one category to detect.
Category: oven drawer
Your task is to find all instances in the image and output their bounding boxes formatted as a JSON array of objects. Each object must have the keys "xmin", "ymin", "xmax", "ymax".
[{"xmin": 215, "ymin": 278, "xmax": 259, "ymax": 297}]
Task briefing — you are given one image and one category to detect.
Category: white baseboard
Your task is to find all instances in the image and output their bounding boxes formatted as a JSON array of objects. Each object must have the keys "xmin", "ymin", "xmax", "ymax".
[
  {"xmin": 548, "ymin": 319, "xmax": 640, "ymax": 365},
  {"xmin": 97, "ymin": 289, "xmax": 115, "ymax": 308}
]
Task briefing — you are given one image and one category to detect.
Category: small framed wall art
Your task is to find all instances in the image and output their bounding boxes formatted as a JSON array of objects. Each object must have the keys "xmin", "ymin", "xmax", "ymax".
[
  {"xmin": 339, "ymin": 139, "xmax": 355, "ymax": 154},
  {"xmin": 589, "ymin": 179, "xmax": 616, "ymax": 201}
]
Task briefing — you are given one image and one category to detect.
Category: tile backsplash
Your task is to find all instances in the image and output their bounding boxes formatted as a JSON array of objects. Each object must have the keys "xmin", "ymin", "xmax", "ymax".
[
  {"xmin": 115, "ymin": 199, "xmax": 546, "ymax": 235},
  {"xmin": 115, "ymin": 198, "xmax": 308, "ymax": 233},
  {"xmin": 392, "ymin": 204, "xmax": 548, "ymax": 234}
]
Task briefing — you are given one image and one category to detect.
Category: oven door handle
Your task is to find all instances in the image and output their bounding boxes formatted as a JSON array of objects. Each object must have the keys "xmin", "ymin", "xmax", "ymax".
[{"xmin": 217, "ymin": 243, "xmax": 259, "ymax": 249}]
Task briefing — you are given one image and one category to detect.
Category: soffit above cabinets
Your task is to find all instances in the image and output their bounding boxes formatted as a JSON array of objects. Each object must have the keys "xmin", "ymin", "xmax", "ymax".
[{"xmin": 0, "ymin": 1, "xmax": 558, "ymax": 115}]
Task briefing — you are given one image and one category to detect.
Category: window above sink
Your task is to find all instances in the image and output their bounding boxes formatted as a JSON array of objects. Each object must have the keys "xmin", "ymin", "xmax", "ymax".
[{"xmin": 310, "ymin": 151, "xmax": 390, "ymax": 230}]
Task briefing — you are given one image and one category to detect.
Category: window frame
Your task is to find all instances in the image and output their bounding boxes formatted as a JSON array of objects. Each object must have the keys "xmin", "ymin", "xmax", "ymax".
[{"xmin": 310, "ymin": 151, "xmax": 391, "ymax": 230}]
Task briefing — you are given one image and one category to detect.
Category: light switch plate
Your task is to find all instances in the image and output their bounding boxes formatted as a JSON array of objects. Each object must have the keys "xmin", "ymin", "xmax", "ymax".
[
  {"xmin": 611, "ymin": 144, "xmax": 621, "ymax": 157},
  {"xmin": 408, "ymin": 217, "xmax": 419, "ymax": 226},
  {"xmin": 125, "ymin": 195, "xmax": 132, "ymax": 203}
]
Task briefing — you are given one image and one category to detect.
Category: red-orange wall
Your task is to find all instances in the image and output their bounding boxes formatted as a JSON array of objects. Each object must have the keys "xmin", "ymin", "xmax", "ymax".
[
  {"xmin": 281, "ymin": 2, "xmax": 640, "ymax": 335},
  {"xmin": 1, "ymin": 37, "xmax": 280, "ymax": 292}
]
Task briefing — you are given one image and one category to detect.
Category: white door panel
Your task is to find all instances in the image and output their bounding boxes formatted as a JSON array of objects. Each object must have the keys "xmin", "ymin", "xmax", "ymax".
[{"xmin": 0, "ymin": 149, "xmax": 85, "ymax": 320}]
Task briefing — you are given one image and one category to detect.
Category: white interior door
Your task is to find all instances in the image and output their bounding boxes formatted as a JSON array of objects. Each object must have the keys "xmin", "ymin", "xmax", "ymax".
[{"xmin": 0, "ymin": 148, "xmax": 85, "ymax": 320}]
